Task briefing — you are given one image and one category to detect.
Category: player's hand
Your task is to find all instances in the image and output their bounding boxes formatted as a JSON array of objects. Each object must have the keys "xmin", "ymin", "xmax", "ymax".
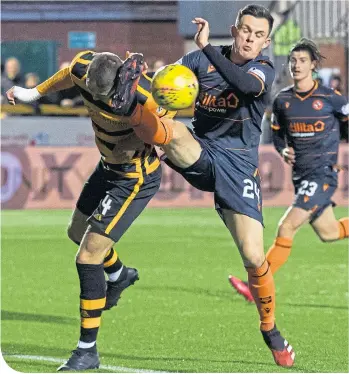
[
  {"xmin": 192, "ymin": 17, "xmax": 210, "ymax": 49},
  {"xmin": 281, "ymin": 147, "xmax": 295, "ymax": 165},
  {"xmin": 6, "ymin": 86, "xmax": 16, "ymax": 105},
  {"xmin": 125, "ymin": 51, "xmax": 148, "ymax": 72}
]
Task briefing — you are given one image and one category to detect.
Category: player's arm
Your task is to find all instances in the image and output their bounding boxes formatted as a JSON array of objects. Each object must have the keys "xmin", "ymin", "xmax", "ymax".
[
  {"xmin": 330, "ymin": 91, "xmax": 349, "ymax": 141},
  {"xmin": 6, "ymin": 67, "xmax": 74, "ymax": 105},
  {"xmin": 191, "ymin": 17, "xmax": 273, "ymax": 96},
  {"xmin": 271, "ymin": 100, "xmax": 295, "ymax": 165},
  {"xmin": 203, "ymin": 44, "xmax": 273, "ymax": 96}
]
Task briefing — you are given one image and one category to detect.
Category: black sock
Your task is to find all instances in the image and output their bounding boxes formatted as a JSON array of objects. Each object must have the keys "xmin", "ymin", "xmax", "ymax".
[
  {"xmin": 261, "ymin": 325, "xmax": 285, "ymax": 351},
  {"xmin": 76, "ymin": 263, "xmax": 106, "ymax": 349}
]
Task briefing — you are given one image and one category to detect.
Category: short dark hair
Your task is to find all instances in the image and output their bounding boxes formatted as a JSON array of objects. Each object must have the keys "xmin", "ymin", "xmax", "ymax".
[
  {"xmin": 236, "ymin": 4, "xmax": 274, "ymax": 35},
  {"xmin": 86, "ymin": 52, "xmax": 123, "ymax": 96},
  {"xmin": 288, "ymin": 38, "xmax": 326, "ymax": 71}
]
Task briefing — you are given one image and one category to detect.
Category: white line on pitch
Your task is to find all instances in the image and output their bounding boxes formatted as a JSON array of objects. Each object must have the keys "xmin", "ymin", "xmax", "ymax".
[{"xmin": 4, "ymin": 354, "xmax": 170, "ymax": 373}]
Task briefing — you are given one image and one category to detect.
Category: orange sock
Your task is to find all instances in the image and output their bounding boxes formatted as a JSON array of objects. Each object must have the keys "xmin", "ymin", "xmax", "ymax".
[
  {"xmin": 266, "ymin": 237, "xmax": 293, "ymax": 274},
  {"xmin": 246, "ymin": 260, "xmax": 275, "ymax": 331},
  {"xmin": 129, "ymin": 105, "xmax": 173, "ymax": 145},
  {"xmin": 338, "ymin": 217, "xmax": 349, "ymax": 239}
]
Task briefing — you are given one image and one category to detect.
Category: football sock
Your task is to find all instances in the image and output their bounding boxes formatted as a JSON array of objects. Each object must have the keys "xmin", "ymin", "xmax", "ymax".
[
  {"xmin": 261, "ymin": 325, "xmax": 285, "ymax": 351},
  {"xmin": 266, "ymin": 237, "xmax": 293, "ymax": 274},
  {"xmin": 129, "ymin": 105, "xmax": 173, "ymax": 145},
  {"xmin": 103, "ymin": 248, "xmax": 124, "ymax": 282},
  {"xmin": 246, "ymin": 260, "xmax": 275, "ymax": 332},
  {"xmin": 76, "ymin": 263, "xmax": 106, "ymax": 350},
  {"xmin": 338, "ymin": 217, "xmax": 349, "ymax": 239}
]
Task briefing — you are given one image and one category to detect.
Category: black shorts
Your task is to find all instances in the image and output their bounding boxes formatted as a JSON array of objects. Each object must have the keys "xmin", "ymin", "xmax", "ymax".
[
  {"xmin": 164, "ymin": 137, "xmax": 263, "ymax": 225},
  {"xmin": 76, "ymin": 154, "xmax": 161, "ymax": 242},
  {"xmin": 293, "ymin": 166, "xmax": 338, "ymax": 223}
]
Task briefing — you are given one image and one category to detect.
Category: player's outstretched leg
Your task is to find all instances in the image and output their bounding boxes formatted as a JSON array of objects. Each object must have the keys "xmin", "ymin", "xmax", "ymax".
[
  {"xmin": 111, "ymin": 53, "xmax": 144, "ymax": 115},
  {"xmin": 228, "ymin": 275, "xmax": 254, "ymax": 303}
]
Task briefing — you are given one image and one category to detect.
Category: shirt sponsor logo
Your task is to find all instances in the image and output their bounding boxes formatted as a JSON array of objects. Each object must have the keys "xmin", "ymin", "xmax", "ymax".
[
  {"xmin": 198, "ymin": 91, "xmax": 239, "ymax": 113},
  {"xmin": 289, "ymin": 120, "xmax": 325, "ymax": 137}
]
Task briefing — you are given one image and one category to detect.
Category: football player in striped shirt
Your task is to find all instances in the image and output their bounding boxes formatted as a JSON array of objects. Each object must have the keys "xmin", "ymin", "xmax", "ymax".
[{"xmin": 7, "ymin": 51, "xmax": 174, "ymax": 370}]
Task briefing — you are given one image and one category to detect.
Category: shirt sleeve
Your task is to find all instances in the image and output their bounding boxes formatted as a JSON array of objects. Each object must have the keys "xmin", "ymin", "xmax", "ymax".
[
  {"xmin": 175, "ymin": 49, "xmax": 201, "ymax": 74},
  {"xmin": 271, "ymin": 98, "xmax": 287, "ymax": 154},
  {"xmin": 36, "ymin": 67, "xmax": 74, "ymax": 95},
  {"xmin": 330, "ymin": 90, "xmax": 349, "ymax": 121},
  {"xmin": 201, "ymin": 43, "xmax": 275, "ymax": 96}
]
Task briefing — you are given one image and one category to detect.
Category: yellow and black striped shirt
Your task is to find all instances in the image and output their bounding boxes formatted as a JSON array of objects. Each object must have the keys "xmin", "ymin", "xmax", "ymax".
[{"xmin": 37, "ymin": 50, "xmax": 175, "ymax": 175}]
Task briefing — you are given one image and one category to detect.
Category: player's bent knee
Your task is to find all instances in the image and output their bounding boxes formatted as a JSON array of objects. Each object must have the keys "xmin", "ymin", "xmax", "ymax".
[
  {"xmin": 244, "ymin": 256, "xmax": 265, "ymax": 269},
  {"xmin": 241, "ymin": 251, "xmax": 265, "ymax": 268},
  {"xmin": 278, "ymin": 221, "xmax": 297, "ymax": 237},
  {"xmin": 77, "ymin": 228, "xmax": 114, "ymax": 264},
  {"xmin": 67, "ymin": 224, "xmax": 83, "ymax": 245}
]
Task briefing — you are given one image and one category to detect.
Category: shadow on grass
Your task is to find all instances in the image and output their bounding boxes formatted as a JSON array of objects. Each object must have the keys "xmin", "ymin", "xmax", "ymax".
[
  {"xmin": 135, "ymin": 286, "xmax": 349, "ymax": 312},
  {"xmin": 1, "ymin": 310, "xmax": 77, "ymax": 324},
  {"xmin": 136, "ymin": 285, "xmax": 234, "ymax": 299},
  {"xmin": 2, "ymin": 343, "xmax": 308, "ymax": 372},
  {"xmin": 281, "ymin": 303, "xmax": 348, "ymax": 311}
]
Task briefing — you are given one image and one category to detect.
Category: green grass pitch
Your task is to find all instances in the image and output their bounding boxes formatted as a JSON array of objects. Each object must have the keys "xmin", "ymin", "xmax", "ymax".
[{"xmin": 1, "ymin": 208, "xmax": 348, "ymax": 373}]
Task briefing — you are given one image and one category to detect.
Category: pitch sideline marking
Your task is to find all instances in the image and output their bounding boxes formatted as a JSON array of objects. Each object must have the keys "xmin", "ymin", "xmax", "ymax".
[{"xmin": 3, "ymin": 354, "xmax": 169, "ymax": 373}]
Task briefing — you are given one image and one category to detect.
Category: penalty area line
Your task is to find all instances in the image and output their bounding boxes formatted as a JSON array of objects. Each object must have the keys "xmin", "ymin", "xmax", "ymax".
[{"xmin": 3, "ymin": 354, "xmax": 170, "ymax": 373}]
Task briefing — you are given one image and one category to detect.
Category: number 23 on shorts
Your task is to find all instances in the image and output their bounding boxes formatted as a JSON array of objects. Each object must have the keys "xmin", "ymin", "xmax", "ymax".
[{"xmin": 297, "ymin": 180, "xmax": 318, "ymax": 197}]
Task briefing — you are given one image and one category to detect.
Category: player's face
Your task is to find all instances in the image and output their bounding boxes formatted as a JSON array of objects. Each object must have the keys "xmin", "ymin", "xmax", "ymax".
[
  {"xmin": 92, "ymin": 92, "xmax": 112, "ymax": 101},
  {"xmin": 232, "ymin": 15, "xmax": 271, "ymax": 61},
  {"xmin": 289, "ymin": 51, "xmax": 315, "ymax": 81},
  {"xmin": 91, "ymin": 85, "xmax": 116, "ymax": 102}
]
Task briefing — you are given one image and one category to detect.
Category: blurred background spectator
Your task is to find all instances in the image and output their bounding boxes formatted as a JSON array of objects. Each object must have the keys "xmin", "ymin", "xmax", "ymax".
[
  {"xmin": 1, "ymin": 63, "xmax": 13, "ymax": 103},
  {"xmin": 3, "ymin": 57, "xmax": 24, "ymax": 87},
  {"xmin": 152, "ymin": 59, "xmax": 166, "ymax": 73},
  {"xmin": 23, "ymin": 72, "xmax": 57, "ymax": 114},
  {"xmin": 329, "ymin": 75, "xmax": 343, "ymax": 93},
  {"xmin": 1, "ymin": 57, "xmax": 25, "ymax": 103}
]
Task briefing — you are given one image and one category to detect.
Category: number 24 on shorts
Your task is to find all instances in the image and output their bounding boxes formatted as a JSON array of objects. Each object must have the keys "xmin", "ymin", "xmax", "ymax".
[{"xmin": 243, "ymin": 179, "xmax": 260, "ymax": 203}]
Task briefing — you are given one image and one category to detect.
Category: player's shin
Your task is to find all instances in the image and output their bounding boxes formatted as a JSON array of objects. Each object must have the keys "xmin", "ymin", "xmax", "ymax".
[
  {"xmin": 76, "ymin": 263, "xmax": 106, "ymax": 351},
  {"xmin": 246, "ymin": 260, "xmax": 275, "ymax": 331},
  {"xmin": 338, "ymin": 217, "xmax": 349, "ymax": 239},
  {"xmin": 129, "ymin": 105, "xmax": 173, "ymax": 145},
  {"xmin": 266, "ymin": 237, "xmax": 293, "ymax": 274}
]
